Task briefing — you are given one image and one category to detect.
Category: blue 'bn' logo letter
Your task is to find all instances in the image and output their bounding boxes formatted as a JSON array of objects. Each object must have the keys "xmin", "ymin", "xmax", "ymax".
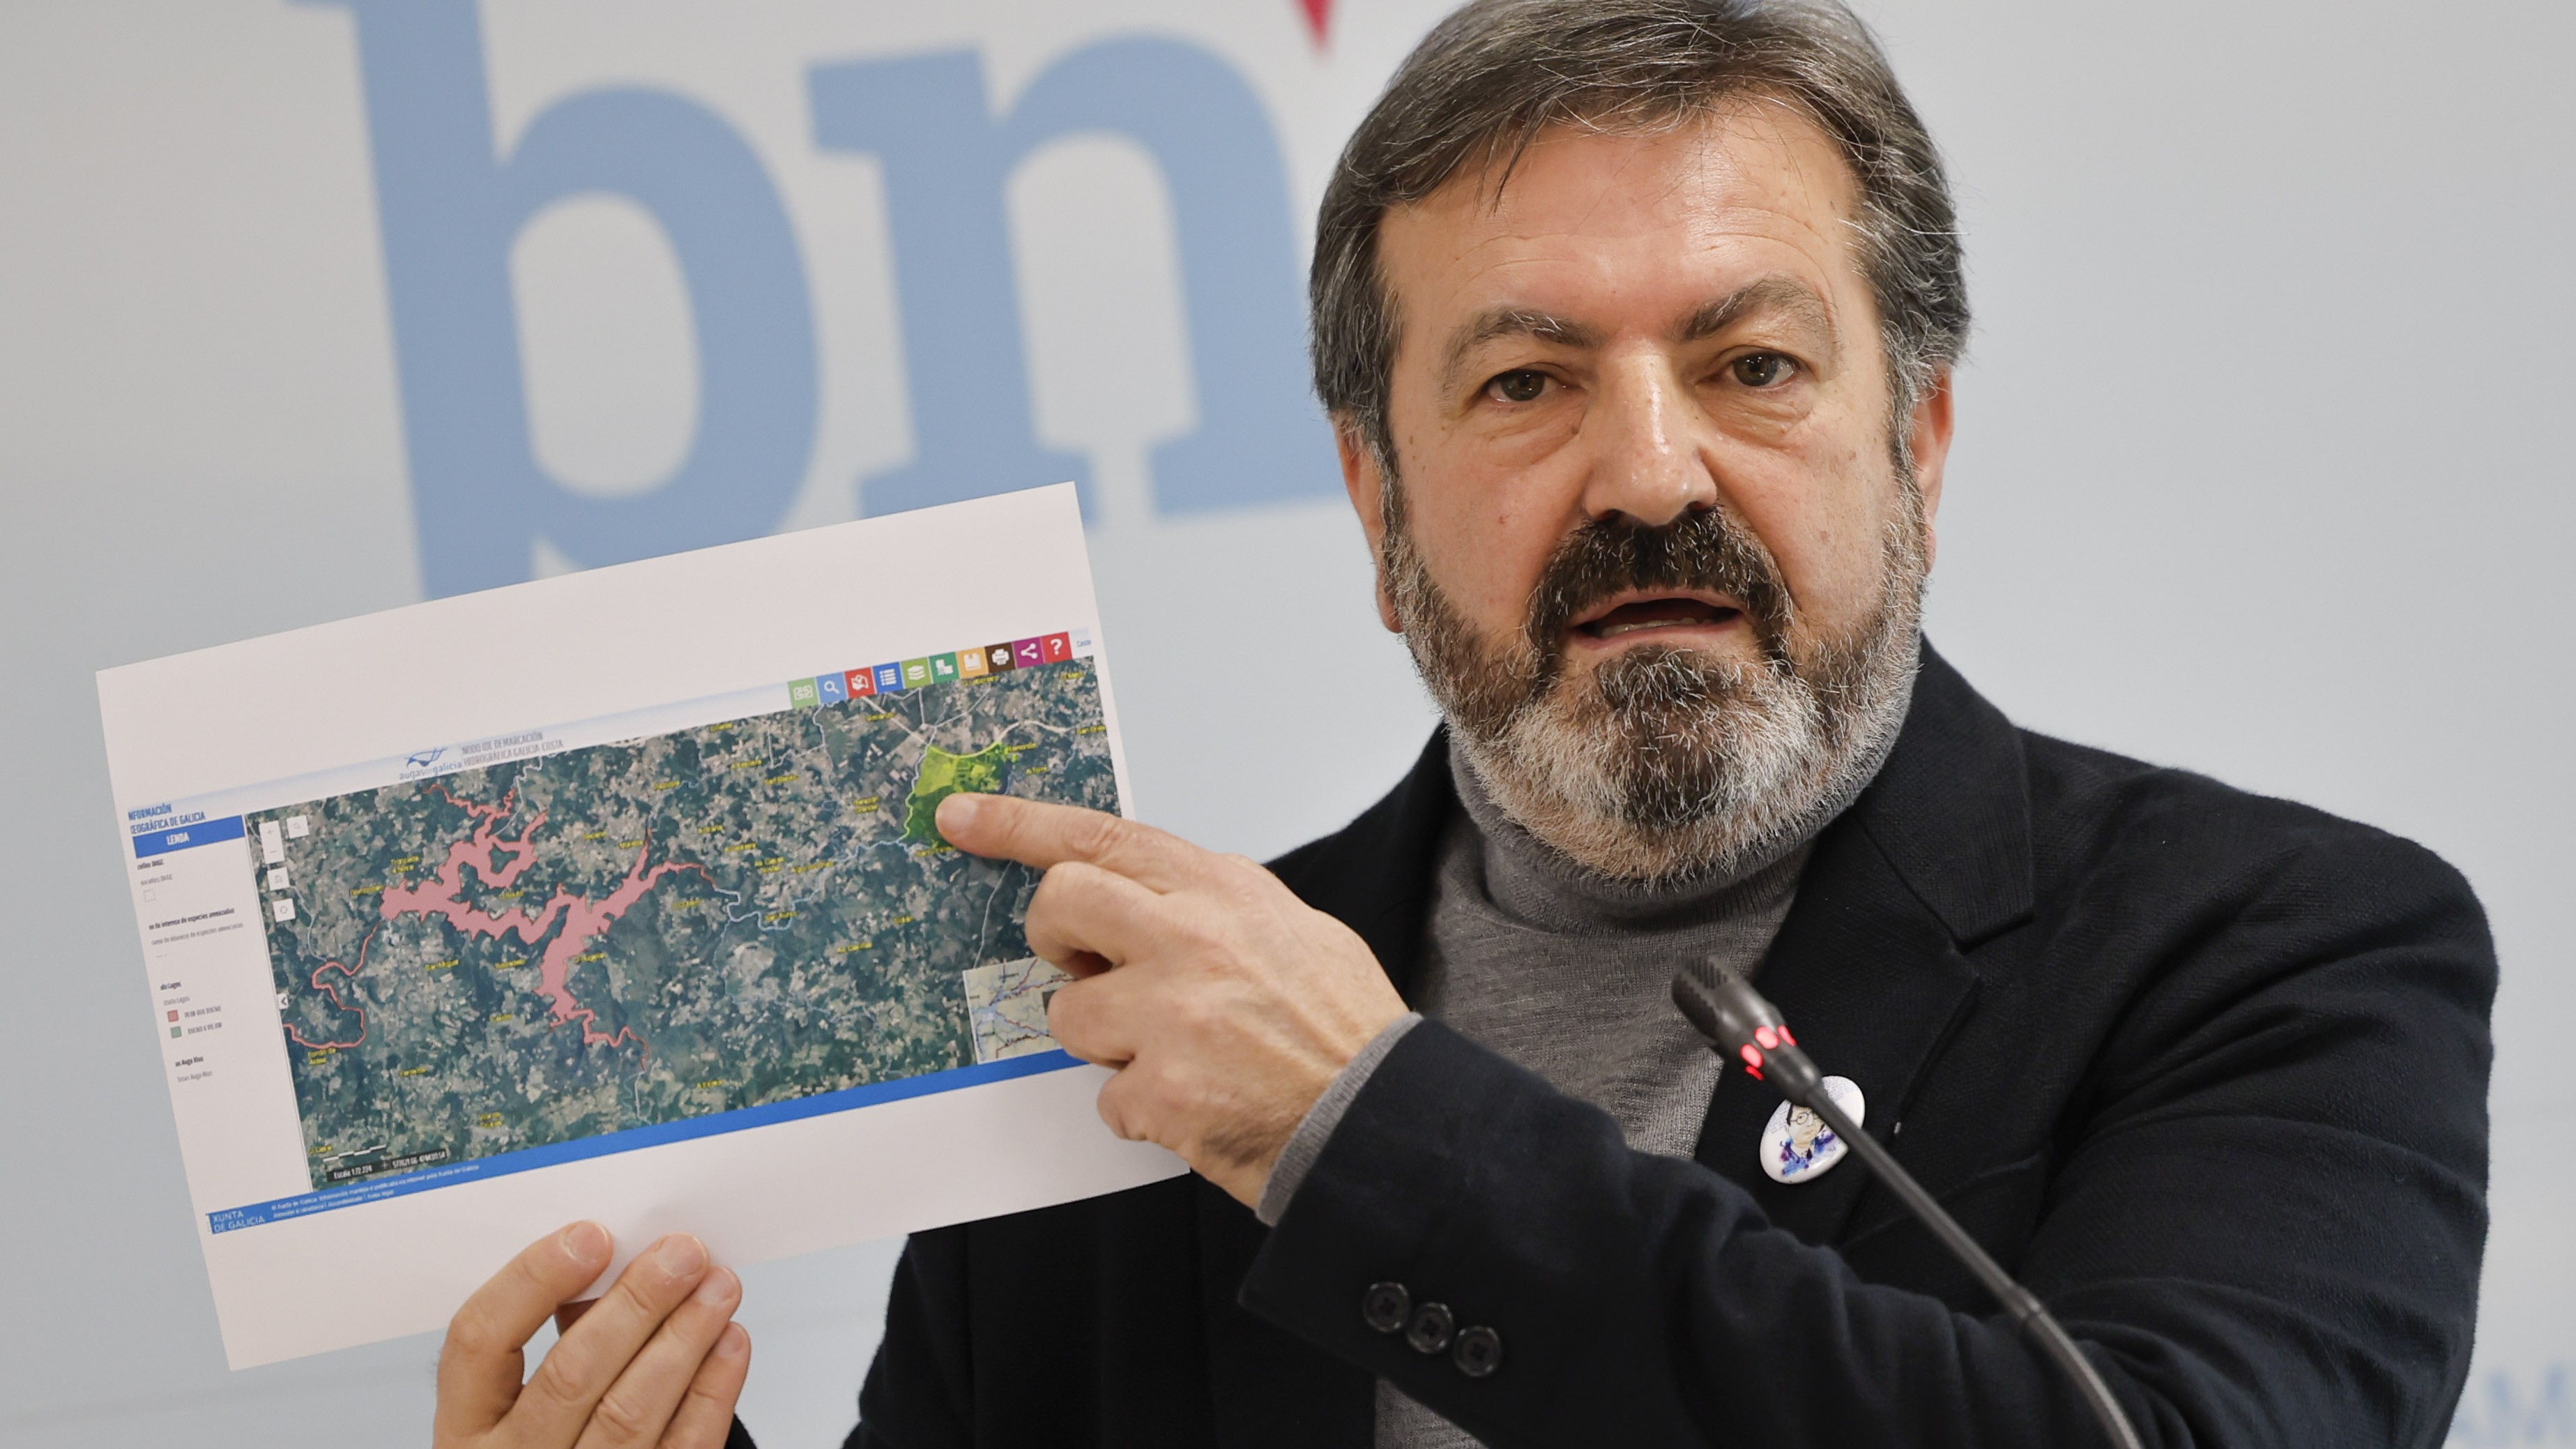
[
  {"xmin": 809, "ymin": 40, "xmax": 1331, "ymax": 521},
  {"xmin": 319, "ymin": 3, "xmax": 1328, "ymax": 595},
  {"xmin": 314, "ymin": 0, "xmax": 818, "ymax": 597}
]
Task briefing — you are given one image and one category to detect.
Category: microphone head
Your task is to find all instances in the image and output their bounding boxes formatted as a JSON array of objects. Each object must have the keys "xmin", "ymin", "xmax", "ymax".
[
  {"xmin": 1669, "ymin": 959, "xmax": 1785, "ymax": 1052},
  {"xmin": 1673, "ymin": 959, "xmax": 1819, "ymax": 1096},
  {"xmin": 1670, "ymin": 965, "xmax": 1732, "ymax": 1045}
]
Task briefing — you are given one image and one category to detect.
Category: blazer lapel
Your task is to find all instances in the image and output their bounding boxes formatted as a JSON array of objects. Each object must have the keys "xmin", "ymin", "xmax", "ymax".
[
  {"xmin": 1691, "ymin": 645, "xmax": 2032, "ymax": 1247},
  {"xmin": 1270, "ymin": 728, "xmax": 1458, "ymax": 1002},
  {"xmin": 1199, "ymin": 731, "xmax": 1458, "ymax": 1448}
]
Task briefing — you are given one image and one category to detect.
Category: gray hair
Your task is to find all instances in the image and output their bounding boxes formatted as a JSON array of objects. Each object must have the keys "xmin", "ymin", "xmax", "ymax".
[{"xmin": 1310, "ymin": 0, "xmax": 1968, "ymax": 464}]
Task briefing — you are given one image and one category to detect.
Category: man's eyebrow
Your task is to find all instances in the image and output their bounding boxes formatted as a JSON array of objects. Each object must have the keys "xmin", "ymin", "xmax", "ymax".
[
  {"xmin": 1439, "ymin": 308, "xmax": 1601, "ymax": 393},
  {"xmin": 1678, "ymin": 278, "xmax": 1840, "ymax": 352}
]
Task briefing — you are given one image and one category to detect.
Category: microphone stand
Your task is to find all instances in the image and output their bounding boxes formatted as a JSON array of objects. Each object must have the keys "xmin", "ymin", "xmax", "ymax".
[{"xmin": 1673, "ymin": 967, "xmax": 2147, "ymax": 1449}]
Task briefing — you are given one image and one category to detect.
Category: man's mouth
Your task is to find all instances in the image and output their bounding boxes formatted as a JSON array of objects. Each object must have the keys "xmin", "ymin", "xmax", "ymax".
[{"xmin": 1572, "ymin": 593, "xmax": 1746, "ymax": 642}]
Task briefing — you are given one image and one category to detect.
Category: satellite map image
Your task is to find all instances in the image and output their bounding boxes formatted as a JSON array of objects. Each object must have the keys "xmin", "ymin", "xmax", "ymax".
[{"xmin": 247, "ymin": 649, "xmax": 1112, "ymax": 1190}]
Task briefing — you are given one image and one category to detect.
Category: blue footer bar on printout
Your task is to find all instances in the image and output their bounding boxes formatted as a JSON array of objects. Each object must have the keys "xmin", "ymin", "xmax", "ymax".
[{"xmin": 206, "ymin": 1049, "xmax": 1083, "ymax": 1233}]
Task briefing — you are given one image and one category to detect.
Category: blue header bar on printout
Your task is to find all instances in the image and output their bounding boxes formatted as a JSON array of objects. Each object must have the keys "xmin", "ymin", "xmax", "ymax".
[{"xmin": 132, "ymin": 815, "xmax": 245, "ymax": 858}]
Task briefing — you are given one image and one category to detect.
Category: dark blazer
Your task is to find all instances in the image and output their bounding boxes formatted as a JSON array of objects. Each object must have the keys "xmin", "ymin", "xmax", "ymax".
[{"xmin": 841, "ymin": 646, "xmax": 2494, "ymax": 1448}]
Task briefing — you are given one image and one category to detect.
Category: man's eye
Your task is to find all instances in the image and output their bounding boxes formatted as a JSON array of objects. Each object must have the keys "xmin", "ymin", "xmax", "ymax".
[
  {"xmin": 1730, "ymin": 353, "xmax": 1797, "ymax": 388},
  {"xmin": 1486, "ymin": 370, "xmax": 1549, "ymax": 404}
]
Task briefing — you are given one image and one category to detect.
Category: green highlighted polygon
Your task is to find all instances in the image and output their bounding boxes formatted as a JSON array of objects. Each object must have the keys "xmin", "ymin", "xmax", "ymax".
[{"xmin": 904, "ymin": 741, "xmax": 1012, "ymax": 844}]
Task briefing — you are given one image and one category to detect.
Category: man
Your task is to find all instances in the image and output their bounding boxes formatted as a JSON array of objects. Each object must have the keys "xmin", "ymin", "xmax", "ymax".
[{"xmin": 428, "ymin": 1, "xmax": 2494, "ymax": 1446}]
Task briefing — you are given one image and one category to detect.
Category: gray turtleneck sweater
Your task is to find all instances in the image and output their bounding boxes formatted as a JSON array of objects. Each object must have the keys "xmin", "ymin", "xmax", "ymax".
[{"xmin": 1256, "ymin": 743, "xmax": 1873, "ymax": 1449}]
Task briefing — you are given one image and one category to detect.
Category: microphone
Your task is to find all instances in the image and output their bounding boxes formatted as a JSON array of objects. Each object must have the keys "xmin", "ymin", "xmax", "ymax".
[{"xmin": 1672, "ymin": 964, "xmax": 2146, "ymax": 1449}]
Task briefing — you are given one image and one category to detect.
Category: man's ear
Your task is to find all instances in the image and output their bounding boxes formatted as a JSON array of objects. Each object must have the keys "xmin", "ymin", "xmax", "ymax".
[
  {"xmin": 1337, "ymin": 419, "xmax": 1403, "ymax": 634},
  {"xmin": 1905, "ymin": 368, "xmax": 1956, "ymax": 572}
]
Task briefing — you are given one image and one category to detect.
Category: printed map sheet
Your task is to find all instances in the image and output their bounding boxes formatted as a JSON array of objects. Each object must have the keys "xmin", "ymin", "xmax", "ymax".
[{"xmin": 98, "ymin": 486, "xmax": 1182, "ymax": 1367}]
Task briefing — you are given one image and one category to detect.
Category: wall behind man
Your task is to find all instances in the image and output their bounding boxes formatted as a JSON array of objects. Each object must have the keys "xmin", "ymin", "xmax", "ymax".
[{"xmin": 0, "ymin": 1, "xmax": 2563, "ymax": 1444}]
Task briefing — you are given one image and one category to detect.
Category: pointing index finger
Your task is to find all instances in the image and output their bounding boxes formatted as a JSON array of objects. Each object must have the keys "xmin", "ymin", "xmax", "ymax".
[{"xmin": 936, "ymin": 794, "xmax": 1201, "ymax": 891}]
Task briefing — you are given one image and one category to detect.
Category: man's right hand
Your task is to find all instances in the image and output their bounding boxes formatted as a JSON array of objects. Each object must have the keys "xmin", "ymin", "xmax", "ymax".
[{"xmin": 435, "ymin": 1222, "xmax": 751, "ymax": 1449}]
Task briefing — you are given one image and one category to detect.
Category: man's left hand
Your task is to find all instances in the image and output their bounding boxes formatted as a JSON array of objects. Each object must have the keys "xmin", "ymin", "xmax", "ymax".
[{"xmin": 936, "ymin": 791, "xmax": 1409, "ymax": 1207}]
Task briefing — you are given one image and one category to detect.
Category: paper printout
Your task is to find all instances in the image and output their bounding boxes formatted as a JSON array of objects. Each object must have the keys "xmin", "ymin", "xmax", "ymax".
[{"xmin": 98, "ymin": 485, "xmax": 1182, "ymax": 1367}]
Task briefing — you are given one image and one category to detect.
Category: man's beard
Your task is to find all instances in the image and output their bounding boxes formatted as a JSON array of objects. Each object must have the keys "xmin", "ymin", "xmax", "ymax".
[{"xmin": 1382, "ymin": 473, "xmax": 1928, "ymax": 885}]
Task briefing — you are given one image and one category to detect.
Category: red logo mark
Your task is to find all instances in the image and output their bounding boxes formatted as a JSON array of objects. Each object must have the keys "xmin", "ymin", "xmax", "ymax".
[{"xmin": 1296, "ymin": 0, "xmax": 1332, "ymax": 47}]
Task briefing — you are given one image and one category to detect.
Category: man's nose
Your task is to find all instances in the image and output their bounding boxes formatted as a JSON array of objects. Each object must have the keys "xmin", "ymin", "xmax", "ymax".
[{"xmin": 1578, "ymin": 362, "xmax": 1718, "ymax": 527}]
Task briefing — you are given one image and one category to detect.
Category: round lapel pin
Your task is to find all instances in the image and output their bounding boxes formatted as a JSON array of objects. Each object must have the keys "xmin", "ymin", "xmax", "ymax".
[{"xmin": 1759, "ymin": 1075, "xmax": 1866, "ymax": 1185}]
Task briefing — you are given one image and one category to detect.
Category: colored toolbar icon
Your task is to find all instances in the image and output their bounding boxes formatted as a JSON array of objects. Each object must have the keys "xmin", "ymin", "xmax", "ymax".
[{"xmin": 818, "ymin": 635, "xmax": 1075, "ymax": 703}]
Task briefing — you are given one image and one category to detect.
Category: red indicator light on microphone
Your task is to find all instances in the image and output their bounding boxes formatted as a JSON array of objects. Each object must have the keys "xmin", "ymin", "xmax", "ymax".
[
  {"xmin": 1778, "ymin": 1024, "xmax": 1797, "ymax": 1047},
  {"xmin": 1739, "ymin": 1044, "xmax": 1764, "ymax": 1068},
  {"xmin": 1754, "ymin": 1026, "xmax": 1779, "ymax": 1050}
]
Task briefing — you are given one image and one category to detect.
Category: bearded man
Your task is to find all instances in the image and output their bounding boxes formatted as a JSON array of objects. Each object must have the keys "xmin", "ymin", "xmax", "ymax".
[{"xmin": 428, "ymin": 1, "xmax": 2493, "ymax": 1446}]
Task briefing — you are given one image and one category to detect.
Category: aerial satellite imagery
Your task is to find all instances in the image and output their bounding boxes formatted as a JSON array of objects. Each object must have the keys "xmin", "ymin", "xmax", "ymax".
[{"xmin": 247, "ymin": 651, "xmax": 1113, "ymax": 1190}]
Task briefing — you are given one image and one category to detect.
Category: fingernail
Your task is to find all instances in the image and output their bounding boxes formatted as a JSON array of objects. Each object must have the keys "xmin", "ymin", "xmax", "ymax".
[
  {"xmin": 937, "ymin": 792, "xmax": 982, "ymax": 833},
  {"xmin": 654, "ymin": 1234, "xmax": 708, "ymax": 1277},
  {"xmin": 694, "ymin": 1266, "xmax": 739, "ymax": 1306},
  {"xmin": 561, "ymin": 1221, "xmax": 610, "ymax": 1266},
  {"xmin": 714, "ymin": 1322, "xmax": 750, "ymax": 1359}
]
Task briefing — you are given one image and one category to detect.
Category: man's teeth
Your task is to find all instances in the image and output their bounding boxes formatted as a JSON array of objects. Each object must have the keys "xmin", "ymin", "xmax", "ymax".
[{"xmin": 1596, "ymin": 616, "xmax": 1704, "ymax": 639}]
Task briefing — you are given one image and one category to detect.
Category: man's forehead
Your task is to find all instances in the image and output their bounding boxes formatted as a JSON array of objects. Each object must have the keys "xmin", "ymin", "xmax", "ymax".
[{"xmin": 1378, "ymin": 104, "xmax": 1869, "ymax": 326}]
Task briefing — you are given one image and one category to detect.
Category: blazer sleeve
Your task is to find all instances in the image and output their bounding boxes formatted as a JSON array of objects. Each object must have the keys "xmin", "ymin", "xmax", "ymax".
[
  {"xmin": 847, "ymin": 1225, "xmax": 975, "ymax": 1448},
  {"xmin": 1235, "ymin": 830, "xmax": 2496, "ymax": 1448}
]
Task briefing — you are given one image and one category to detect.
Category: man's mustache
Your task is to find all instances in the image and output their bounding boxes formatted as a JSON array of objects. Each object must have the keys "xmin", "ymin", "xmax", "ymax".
[{"xmin": 1523, "ymin": 510, "xmax": 1795, "ymax": 667}]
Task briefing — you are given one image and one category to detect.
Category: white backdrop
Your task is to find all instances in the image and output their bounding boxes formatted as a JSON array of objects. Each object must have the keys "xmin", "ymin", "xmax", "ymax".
[{"xmin": 2, "ymin": 1, "xmax": 2568, "ymax": 1444}]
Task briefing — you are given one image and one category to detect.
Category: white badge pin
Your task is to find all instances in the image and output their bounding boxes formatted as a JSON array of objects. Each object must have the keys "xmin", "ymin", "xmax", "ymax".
[{"xmin": 1759, "ymin": 1076, "xmax": 1866, "ymax": 1185}]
